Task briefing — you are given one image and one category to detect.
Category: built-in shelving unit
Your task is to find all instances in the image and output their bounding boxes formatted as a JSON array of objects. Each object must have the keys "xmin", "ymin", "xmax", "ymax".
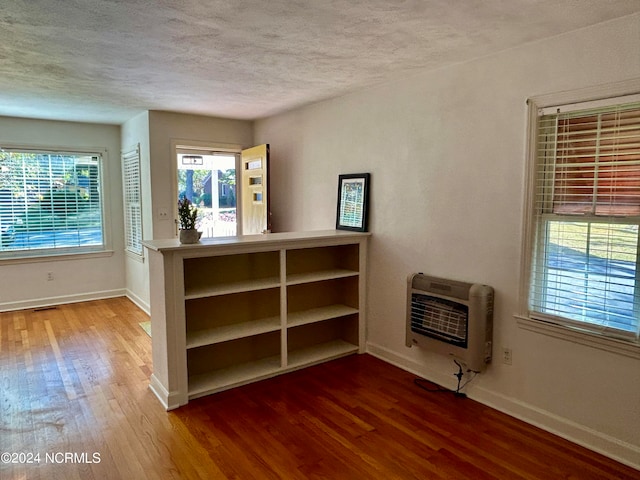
[{"xmin": 143, "ymin": 230, "xmax": 369, "ymax": 409}]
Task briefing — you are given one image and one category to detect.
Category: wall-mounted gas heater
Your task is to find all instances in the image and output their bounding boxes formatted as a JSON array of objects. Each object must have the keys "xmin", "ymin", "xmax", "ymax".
[{"xmin": 406, "ymin": 273, "xmax": 494, "ymax": 372}]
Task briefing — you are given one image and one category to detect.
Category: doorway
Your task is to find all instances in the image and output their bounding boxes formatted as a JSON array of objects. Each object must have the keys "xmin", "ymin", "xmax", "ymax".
[{"xmin": 176, "ymin": 150, "xmax": 237, "ymax": 238}]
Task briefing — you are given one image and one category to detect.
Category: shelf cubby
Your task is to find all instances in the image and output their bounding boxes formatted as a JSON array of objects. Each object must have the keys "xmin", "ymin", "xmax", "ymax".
[
  {"xmin": 187, "ymin": 331, "xmax": 281, "ymax": 398},
  {"xmin": 185, "ymin": 289, "xmax": 281, "ymax": 349},
  {"xmin": 286, "ymin": 315, "xmax": 359, "ymax": 368},
  {"xmin": 184, "ymin": 251, "xmax": 280, "ymax": 298},
  {"xmin": 287, "ymin": 277, "xmax": 359, "ymax": 321},
  {"xmin": 188, "ymin": 356, "xmax": 282, "ymax": 399},
  {"xmin": 286, "ymin": 244, "xmax": 359, "ymax": 285}
]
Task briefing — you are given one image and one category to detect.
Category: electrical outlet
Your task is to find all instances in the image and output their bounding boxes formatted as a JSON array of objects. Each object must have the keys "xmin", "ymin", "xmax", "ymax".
[
  {"xmin": 47, "ymin": 272, "xmax": 54, "ymax": 281},
  {"xmin": 502, "ymin": 347, "xmax": 512, "ymax": 365},
  {"xmin": 158, "ymin": 207, "xmax": 169, "ymax": 219}
]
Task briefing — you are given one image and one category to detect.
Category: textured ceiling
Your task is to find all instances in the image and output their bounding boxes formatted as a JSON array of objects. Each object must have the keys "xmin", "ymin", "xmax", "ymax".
[{"xmin": 2, "ymin": 0, "xmax": 640, "ymax": 125}]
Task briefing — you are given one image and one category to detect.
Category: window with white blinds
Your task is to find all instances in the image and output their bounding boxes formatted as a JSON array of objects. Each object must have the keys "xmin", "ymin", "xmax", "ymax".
[
  {"xmin": 122, "ymin": 145, "xmax": 143, "ymax": 257},
  {"xmin": 529, "ymin": 100, "xmax": 640, "ymax": 341},
  {"xmin": 0, "ymin": 148, "xmax": 104, "ymax": 256}
]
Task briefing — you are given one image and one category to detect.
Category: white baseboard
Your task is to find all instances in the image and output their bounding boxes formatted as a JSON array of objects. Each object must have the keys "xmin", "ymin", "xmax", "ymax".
[
  {"xmin": 474, "ymin": 383, "xmax": 640, "ymax": 470},
  {"xmin": 125, "ymin": 290, "xmax": 150, "ymax": 315},
  {"xmin": 0, "ymin": 289, "xmax": 127, "ymax": 312},
  {"xmin": 149, "ymin": 374, "xmax": 184, "ymax": 411},
  {"xmin": 366, "ymin": 342, "xmax": 640, "ymax": 471},
  {"xmin": 149, "ymin": 374, "xmax": 171, "ymax": 410}
]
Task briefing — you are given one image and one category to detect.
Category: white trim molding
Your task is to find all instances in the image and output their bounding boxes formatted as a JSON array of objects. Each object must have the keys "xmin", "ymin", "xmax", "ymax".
[
  {"xmin": 0, "ymin": 289, "xmax": 126, "ymax": 313},
  {"xmin": 515, "ymin": 315, "xmax": 640, "ymax": 360},
  {"xmin": 125, "ymin": 290, "xmax": 150, "ymax": 315},
  {"xmin": 366, "ymin": 341, "xmax": 640, "ymax": 470}
]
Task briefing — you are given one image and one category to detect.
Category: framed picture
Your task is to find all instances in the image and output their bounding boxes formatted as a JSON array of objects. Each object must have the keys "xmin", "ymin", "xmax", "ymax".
[{"xmin": 336, "ymin": 173, "xmax": 370, "ymax": 232}]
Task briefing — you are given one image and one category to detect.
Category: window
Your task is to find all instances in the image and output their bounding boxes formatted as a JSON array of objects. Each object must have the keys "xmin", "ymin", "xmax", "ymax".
[
  {"xmin": 122, "ymin": 145, "xmax": 143, "ymax": 257},
  {"xmin": 0, "ymin": 148, "xmax": 105, "ymax": 257},
  {"xmin": 525, "ymin": 97, "xmax": 640, "ymax": 342}
]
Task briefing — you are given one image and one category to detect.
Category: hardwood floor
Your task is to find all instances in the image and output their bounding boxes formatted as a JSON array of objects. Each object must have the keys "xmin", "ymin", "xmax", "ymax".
[{"xmin": 0, "ymin": 297, "xmax": 637, "ymax": 479}]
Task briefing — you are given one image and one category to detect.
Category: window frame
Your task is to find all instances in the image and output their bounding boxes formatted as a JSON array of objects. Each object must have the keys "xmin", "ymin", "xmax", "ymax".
[
  {"xmin": 0, "ymin": 144, "xmax": 111, "ymax": 262},
  {"xmin": 518, "ymin": 81, "xmax": 640, "ymax": 353}
]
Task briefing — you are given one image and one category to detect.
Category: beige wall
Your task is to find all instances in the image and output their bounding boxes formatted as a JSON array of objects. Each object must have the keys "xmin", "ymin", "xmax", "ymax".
[
  {"xmin": 147, "ymin": 111, "xmax": 254, "ymax": 239},
  {"xmin": 0, "ymin": 116, "xmax": 125, "ymax": 310},
  {"xmin": 255, "ymin": 14, "xmax": 640, "ymax": 467}
]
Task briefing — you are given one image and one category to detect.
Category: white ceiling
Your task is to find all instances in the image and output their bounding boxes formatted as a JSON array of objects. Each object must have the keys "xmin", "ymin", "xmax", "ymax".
[{"xmin": 2, "ymin": 0, "xmax": 640, "ymax": 125}]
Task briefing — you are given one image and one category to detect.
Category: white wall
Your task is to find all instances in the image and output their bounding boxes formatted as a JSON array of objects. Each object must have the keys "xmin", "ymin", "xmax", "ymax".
[
  {"xmin": 255, "ymin": 14, "xmax": 640, "ymax": 468},
  {"xmin": 0, "ymin": 116, "xmax": 125, "ymax": 310}
]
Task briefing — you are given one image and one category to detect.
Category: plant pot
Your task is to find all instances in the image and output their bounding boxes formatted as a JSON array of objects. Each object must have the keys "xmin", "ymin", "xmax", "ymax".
[{"xmin": 179, "ymin": 229, "xmax": 202, "ymax": 244}]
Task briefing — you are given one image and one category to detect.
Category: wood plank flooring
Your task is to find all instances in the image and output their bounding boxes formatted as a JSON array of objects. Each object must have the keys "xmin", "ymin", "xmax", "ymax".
[{"xmin": 0, "ymin": 297, "xmax": 637, "ymax": 479}]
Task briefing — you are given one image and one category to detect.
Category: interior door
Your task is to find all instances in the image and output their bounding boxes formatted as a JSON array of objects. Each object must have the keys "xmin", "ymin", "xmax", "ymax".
[{"xmin": 240, "ymin": 144, "xmax": 271, "ymax": 235}]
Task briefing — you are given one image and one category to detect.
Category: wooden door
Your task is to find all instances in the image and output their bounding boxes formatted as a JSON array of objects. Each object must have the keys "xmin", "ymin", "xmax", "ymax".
[{"xmin": 240, "ymin": 144, "xmax": 271, "ymax": 234}]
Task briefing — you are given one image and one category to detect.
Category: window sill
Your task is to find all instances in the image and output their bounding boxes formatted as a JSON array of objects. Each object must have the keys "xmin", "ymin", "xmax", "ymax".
[
  {"xmin": 125, "ymin": 249, "xmax": 145, "ymax": 263},
  {"xmin": 515, "ymin": 314, "xmax": 640, "ymax": 360},
  {"xmin": 0, "ymin": 250, "xmax": 114, "ymax": 265}
]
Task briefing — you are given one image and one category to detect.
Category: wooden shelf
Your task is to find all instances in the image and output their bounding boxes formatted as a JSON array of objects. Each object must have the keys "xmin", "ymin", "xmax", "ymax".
[
  {"xmin": 287, "ymin": 340, "xmax": 358, "ymax": 369},
  {"xmin": 287, "ymin": 305, "xmax": 359, "ymax": 328},
  {"xmin": 144, "ymin": 230, "xmax": 369, "ymax": 409},
  {"xmin": 186, "ymin": 316, "xmax": 281, "ymax": 349},
  {"xmin": 188, "ymin": 355, "xmax": 282, "ymax": 399},
  {"xmin": 286, "ymin": 269, "xmax": 358, "ymax": 285},
  {"xmin": 185, "ymin": 277, "xmax": 280, "ymax": 299}
]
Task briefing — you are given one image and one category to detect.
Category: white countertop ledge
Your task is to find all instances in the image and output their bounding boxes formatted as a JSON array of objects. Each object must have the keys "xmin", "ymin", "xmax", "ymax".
[{"xmin": 142, "ymin": 229, "xmax": 371, "ymax": 252}]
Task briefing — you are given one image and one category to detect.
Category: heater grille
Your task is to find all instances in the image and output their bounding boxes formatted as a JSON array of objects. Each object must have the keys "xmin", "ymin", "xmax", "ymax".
[
  {"xmin": 410, "ymin": 294, "xmax": 468, "ymax": 347},
  {"xmin": 406, "ymin": 273, "xmax": 494, "ymax": 372}
]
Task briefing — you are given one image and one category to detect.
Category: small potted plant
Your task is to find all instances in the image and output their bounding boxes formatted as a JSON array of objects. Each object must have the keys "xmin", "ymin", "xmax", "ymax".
[{"xmin": 177, "ymin": 197, "xmax": 202, "ymax": 244}]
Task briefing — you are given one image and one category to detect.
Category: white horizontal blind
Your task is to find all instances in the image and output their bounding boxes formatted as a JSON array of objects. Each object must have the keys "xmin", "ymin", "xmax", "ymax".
[
  {"xmin": 531, "ymin": 101, "xmax": 640, "ymax": 340},
  {"xmin": 122, "ymin": 145, "xmax": 143, "ymax": 257},
  {"xmin": 0, "ymin": 149, "xmax": 104, "ymax": 254}
]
